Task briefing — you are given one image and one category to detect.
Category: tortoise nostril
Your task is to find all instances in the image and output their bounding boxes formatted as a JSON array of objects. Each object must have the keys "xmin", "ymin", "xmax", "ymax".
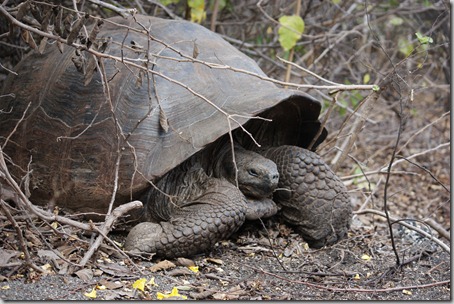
[{"xmin": 271, "ymin": 173, "xmax": 279, "ymax": 181}]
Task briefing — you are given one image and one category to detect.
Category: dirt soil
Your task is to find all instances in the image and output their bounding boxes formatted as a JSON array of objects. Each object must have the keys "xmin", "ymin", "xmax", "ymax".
[
  {"xmin": 0, "ymin": 0, "xmax": 451, "ymax": 301},
  {"xmin": 0, "ymin": 217, "xmax": 450, "ymax": 301}
]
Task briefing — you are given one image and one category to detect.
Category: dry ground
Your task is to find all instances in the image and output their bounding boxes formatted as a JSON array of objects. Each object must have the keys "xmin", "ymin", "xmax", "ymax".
[{"xmin": 0, "ymin": 0, "xmax": 451, "ymax": 301}]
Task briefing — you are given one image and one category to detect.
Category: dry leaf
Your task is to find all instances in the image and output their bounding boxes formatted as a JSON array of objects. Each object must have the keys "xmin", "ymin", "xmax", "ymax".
[
  {"xmin": 166, "ymin": 268, "xmax": 193, "ymax": 276},
  {"xmin": 205, "ymin": 258, "xmax": 223, "ymax": 265},
  {"xmin": 193, "ymin": 41, "xmax": 199, "ymax": 58},
  {"xmin": 212, "ymin": 285, "xmax": 244, "ymax": 300},
  {"xmin": 84, "ymin": 54, "xmax": 98, "ymax": 86},
  {"xmin": 38, "ymin": 37, "xmax": 48, "ymax": 54},
  {"xmin": 402, "ymin": 289, "xmax": 412, "ymax": 295},
  {"xmin": 97, "ymin": 263, "xmax": 133, "ymax": 277},
  {"xmin": 67, "ymin": 14, "xmax": 88, "ymax": 45},
  {"xmin": 176, "ymin": 257, "xmax": 195, "ymax": 267},
  {"xmin": 98, "ymin": 279, "xmax": 123, "ymax": 290},
  {"xmin": 56, "ymin": 42, "xmax": 64, "ymax": 54},
  {"xmin": 75, "ymin": 268, "xmax": 93, "ymax": 281},
  {"xmin": 149, "ymin": 260, "xmax": 176, "ymax": 272},
  {"xmin": 0, "ymin": 249, "xmax": 21, "ymax": 266},
  {"xmin": 37, "ymin": 250, "xmax": 59, "ymax": 260},
  {"xmin": 159, "ymin": 107, "xmax": 169, "ymax": 133},
  {"xmin": 16, "ymin": 1, "xmax": 30, "ymax": 21}
]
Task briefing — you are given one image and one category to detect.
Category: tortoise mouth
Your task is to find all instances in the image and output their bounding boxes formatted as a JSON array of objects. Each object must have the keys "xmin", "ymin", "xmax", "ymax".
[{"xmin": 239, "ymin": 181, "xmax": 278, "ymax": 199}]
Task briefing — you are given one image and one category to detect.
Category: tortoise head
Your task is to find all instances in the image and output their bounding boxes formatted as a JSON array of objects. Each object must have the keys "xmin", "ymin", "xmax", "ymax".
[{"xmin": 213, "ymin": 143, "xmax": 279, "ymax": 199}]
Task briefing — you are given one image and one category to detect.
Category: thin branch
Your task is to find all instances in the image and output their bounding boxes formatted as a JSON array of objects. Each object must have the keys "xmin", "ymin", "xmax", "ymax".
[
  {"xmin": 382, "ymin": 142, "xmax": 450, "ymax": 171},
  {"xmin": 78, "ymin": 200, "xmax": 142, "ymax": 267},
  {"xmin": 330, "ymin": 89, "xmax": 380, "ymax": 170},
  {"xmin": 87, "ymin": 0, "xmax": 137, "ymax": 17},
  {"xmin": 241, "ymin": 262, "xmax": 450, "ymax": 293},
  {"xmin": 396, "ymin": 111, "xmax": 450, "ymax": 155},
  {"xmin": 354, "ymin": 209, "xmax": 450, "ymax": 253},
  {"xmin": 1, "ymin": 200, "xmax": 44, "ymax": 273}
]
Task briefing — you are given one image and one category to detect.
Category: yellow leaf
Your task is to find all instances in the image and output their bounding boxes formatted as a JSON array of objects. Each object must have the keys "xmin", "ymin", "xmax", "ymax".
[
  {"xmin": 156, "ymin": 287, "xmax": 187, "ymax": 300},
  {"xmin": 266, "ymin": 26, "xmax": 273, "ymax": 35},
  {"xmin": 363, "ymin": 73, "xmax": 370, "ymax": 84},
  {"xmin": 361, "ymin": 254, "xmax": 371, "ymax": 261},
  {"xmin": 188, "ymin": 0, "xmax": 206, "ymax": 23},
  {"xmin": 51, "ymin": 222, "xmax": 58, "ymax": 229},
  {"xmin": 147, "ymin": 277, "xmax": 158, "ymax": 287},
  {"xmin": 84, "ymin": 288, "xmax": 97, "ymax": 299},
  {"xmin": 97, "ymin": 285, "xmax": 106, "ymax": 290},
  {"xmin": 156, "ymin": 292, "xmax": 165, "ymax": 300},
  {"xmin": 132, "ymin": 278, "xmax": 147, "ymax": 292},
  {"xmin": 1, "ymin": 285, "xmax": 10, "ymax": 290},
  {"xmin": 402, "ymin": 289, "xmax": 412, "ymax": 295},
  {"xmin": 41, "ymin": 263, "xmax": 52, "ymax": 271},
  {"xmin": 354, "ymin": 273, "xmax": 360, "ymax": 280},
  {"xmin": 188, "ymin": 266, "xmax": 199, "ymax": 273}
]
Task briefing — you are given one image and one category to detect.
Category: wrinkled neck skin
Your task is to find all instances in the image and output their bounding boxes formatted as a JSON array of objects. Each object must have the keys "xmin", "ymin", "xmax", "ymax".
[
  {"xmin": 209, "ymin": 141, "xmax": 279, "ymax": 199},
  {"xmin": 138, "ymin": 139, "xmax": 279, "ymax": 223}
]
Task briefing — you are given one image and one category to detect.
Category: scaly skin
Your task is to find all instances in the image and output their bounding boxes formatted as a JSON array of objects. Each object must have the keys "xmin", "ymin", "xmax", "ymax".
[
  {"xmin": 124, "ymin": 147, "xmax": 279, "ymax": 258},
  {"xmin": 124, "ymin": 144, "xmax": 352, "ymax": 257},
  {"xmin": 124, "ymin": 177, "xmax": 247, "ymax": 258},
  {"xmin": 260, "ymin": 145, "xmax": 352, "ymax": 248}
]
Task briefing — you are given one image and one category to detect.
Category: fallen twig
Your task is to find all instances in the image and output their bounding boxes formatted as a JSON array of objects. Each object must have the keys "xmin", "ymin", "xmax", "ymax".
[
  {"xmin": 0, "ymin": 199, "xmax": 44, "ymax": 273},
  {"xmin": 354, "ymin": 208, "xmax": 450, "ymax": 253},
  {"xmin": 79, "ymin": 200, "xmax": 143, "ymax": 267},
  {"xmin": 241, "ymin": 262, "xmax": 450, "ymax": 293}
]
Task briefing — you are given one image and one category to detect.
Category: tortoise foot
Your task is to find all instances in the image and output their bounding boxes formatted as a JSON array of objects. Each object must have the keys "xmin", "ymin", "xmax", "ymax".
[
  {"xmin": 125, "ymin": 177, "xmax": 248, "ymax": 258},
  {"xmin": 261, "ymin": 145, "xmax": 352, "ymax": 248},
  {"xmin": 124, "ymin": 222, "xmax": 164, "ymax": 254},
  {"xmin": 245, "ymin": 197, "xmax": 279, "ymax": 220}
]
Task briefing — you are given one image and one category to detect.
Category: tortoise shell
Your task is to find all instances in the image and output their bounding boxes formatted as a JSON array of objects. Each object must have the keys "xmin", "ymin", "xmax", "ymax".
[{"xmin": 0, "ymin": 15, "xmax": 326, "ymax": 213}]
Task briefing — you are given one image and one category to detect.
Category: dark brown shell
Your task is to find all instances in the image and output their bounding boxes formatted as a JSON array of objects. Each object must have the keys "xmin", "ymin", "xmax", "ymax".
[{"xmin": 0, "ymin": 15, "xmax": 325, "ymax": 213}]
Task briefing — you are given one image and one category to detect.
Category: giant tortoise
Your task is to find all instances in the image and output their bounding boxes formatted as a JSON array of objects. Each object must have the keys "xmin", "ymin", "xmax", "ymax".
[{"xmin": 0, "ymin": 15, "xmax": 352, "ymax": 258}]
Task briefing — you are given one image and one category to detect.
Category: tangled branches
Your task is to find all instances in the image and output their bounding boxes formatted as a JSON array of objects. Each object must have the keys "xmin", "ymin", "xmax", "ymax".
[{"xmin": 0, "ymin": 0, "xmax": 450, "ymax": 300}]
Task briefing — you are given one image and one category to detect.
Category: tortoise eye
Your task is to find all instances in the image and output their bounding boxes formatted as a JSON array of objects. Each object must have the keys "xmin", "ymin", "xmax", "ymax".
[{"xmin": 248, "ymin": 169, "xmax": 259, "ymax": 177}]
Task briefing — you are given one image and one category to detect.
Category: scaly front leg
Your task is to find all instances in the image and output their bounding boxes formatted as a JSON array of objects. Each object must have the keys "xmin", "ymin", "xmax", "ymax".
[
  {"xmin": 260, "ymin": 145, "xmax": 352, "ymax": 248},
  {"xmin": 124, "ymin": 177, "xmax": 247, "ymax": 258}
]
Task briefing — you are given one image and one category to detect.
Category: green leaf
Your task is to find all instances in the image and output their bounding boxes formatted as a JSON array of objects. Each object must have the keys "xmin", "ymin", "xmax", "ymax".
[
  {"xmin": 160, "ymin": 0, "xmax": 180, "ymax": 5},
  {"xmin": 363, "ymin": 73, "xmax": 370, "ymax": 84},
  {"xmin": 398, "ymin": 37, "xmax": 413, "ymax": 57},
  {"xmin": 278, "ymin": 15, "xmax": 305, "ymax": 51},
  {"xmin": 188, "ymin": 0, "xmax": 206, "ymax": 23},
  {"xmin": 415, "ymin": 32, "xmax": 433, "ymax": 44},
  {"xmin": 389, "ymin": 16, "xmax": 403, "ymax": 26},
  {"xmin": 372, "ymin": 85, "xmax": 380, "ymax": 92}
]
